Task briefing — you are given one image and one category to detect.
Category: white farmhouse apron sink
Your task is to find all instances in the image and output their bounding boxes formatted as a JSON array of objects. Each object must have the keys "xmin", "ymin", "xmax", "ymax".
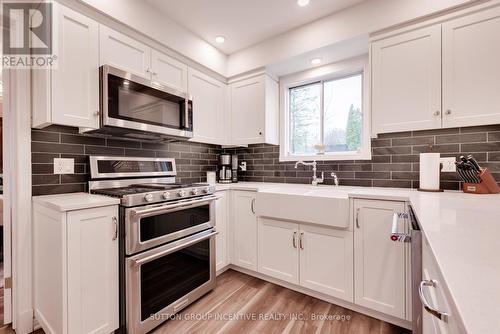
[{"xmin": 255, "ymin": 186, "xmax": 352, "ymax": 228}]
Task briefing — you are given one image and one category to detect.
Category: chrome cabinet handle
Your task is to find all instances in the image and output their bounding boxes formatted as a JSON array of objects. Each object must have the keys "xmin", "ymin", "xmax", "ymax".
[
  {"xmin": 292, "ymin": 231, "xmax": 297, "ymax": 248},
  {"xmin": 112, "ymin": 216, "xmax": 118, "ymax": 241},
  {"xmin": 251, "ymin": 198, "xmax": 256, "ymax": 214},
  {"xmin": 355, "ymin": 208, "xmax": 360, "ymax": 228},
  {"xmin": 299, "ymin": 232, "xmax": 304, "ymax": 250},
  {"xmin": 419, "ymin": 279, "xmax": 449, "ymax": 322},
  {"xmin": 433, "ymin": 110, "xmax": 441, "ymax": 116},
  {"xmin": 391, "ymin": 212, "xmax": 410, "ymax": 242}
]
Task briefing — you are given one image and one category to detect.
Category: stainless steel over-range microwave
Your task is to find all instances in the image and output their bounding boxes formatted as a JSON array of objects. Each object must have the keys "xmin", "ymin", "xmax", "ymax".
[{"xmin": 88, "ymin": 65, "xmax": 193, "ymax": 141}]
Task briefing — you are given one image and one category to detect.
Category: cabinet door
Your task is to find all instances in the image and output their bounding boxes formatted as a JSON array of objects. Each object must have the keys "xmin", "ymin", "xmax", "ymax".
[
  {"xmin": 66, "ymin": 206, "xmax": 119, "ymax": 334},
  {"xmin": 231, "ymin": 191, "xmax": 258, "ymax": 271},
  {"xmin": 442, "ymin": 6, "xmax": 500, "ymax": 128},
  {"xmin": 257, "ymin": 218, "xmax": 299, "ymax": 284},
  {"xmin": 99, "ymin": 25, "xmax": 150, "ymax": 78},
  {"xmin": 52, "ymin": 4, "xmax": 99, "ymax": 129},
  {"xmin": 299, "ymin": 224, "xmax": 353, "ymax": 302},
  {"xmin": 188, "ymin": 68, "xmax": 226, "ymax": 145},
  {"xmin": 354, "ymin": 199, "xmax": 407, "ymax": 319},
  {"xmin": 151, "ymin": 49, "xmax": 188, "ymax": 92},
  {"xmin": 371, "ymin": 25, "xmax": 442, "ymax": 134},
  {"xmin": 215, "ymin": 191, "xmax": 229, "ymax": 272},
  {"xmin": 230, "ymin": 76, "xmax": 265, "ymax": 145}
]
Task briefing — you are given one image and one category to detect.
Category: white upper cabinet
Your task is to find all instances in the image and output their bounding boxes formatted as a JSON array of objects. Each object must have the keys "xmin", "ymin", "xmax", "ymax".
[
  {"xmin": 442, "ymin": 6, "xmax": 500, "ymax": 128},
  {"xmin": 372, "ymin": 5, "xmax": 500, "ymax": 135},
  {"xmin": 99, "ymin": 25, "xmax": 150, "ymax": 78},
  {"xmin": 353, "ymin": 199, "xmax": 407, "ymax": 319},
  {"xmin": 371, "ymin": 25, "xmax": 442, "ymax": 134},
  {"xmin": 151, "ymin": 49, "xmax": 188, "ymax": 92},
  {"xmin": 32, "ymin": 3, "xmax": 99, "ymax": 129},
  {"xmin": 230, "ymin": 74, "xmax": 279, "ymax": 146},
  {"xmin": 188, "ymin": 68, "xmax": 228, "ymax": 145},
  {"xmin": 299, "ymin": 224, "xmax": 353, "ymax": 302}
]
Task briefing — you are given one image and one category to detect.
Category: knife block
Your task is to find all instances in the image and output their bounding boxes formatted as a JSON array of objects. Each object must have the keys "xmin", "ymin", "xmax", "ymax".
[{"xmin": 463, "ymin": 168, "xmax": 500, "ymax": 194}]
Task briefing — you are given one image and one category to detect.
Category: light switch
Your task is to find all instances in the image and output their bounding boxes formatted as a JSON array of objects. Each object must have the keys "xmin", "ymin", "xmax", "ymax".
[{"xmin": 53, "ymin": 158, "xmax": 74, "ymax": 174}]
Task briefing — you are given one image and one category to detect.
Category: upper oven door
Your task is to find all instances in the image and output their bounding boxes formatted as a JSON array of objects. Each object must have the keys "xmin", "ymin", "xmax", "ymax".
[
  {"xmin": 125, "ymin": 195, "xmax": 216, "ymax": 255},
  {"xmin": 100, "ymin": 65, "xmax": 193, "ymax": 138}
]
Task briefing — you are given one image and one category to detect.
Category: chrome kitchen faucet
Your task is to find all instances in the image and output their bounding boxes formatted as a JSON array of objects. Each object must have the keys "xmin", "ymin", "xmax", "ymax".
[{"xmin": 295, "ymin": 160, "xmax": 324, "ymax": 186}]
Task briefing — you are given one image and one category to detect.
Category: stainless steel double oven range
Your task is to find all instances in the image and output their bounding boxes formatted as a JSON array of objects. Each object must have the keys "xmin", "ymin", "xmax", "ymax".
[{"xmin": 89, "ymin": 156, "xmax": 217, "ymax": 334}]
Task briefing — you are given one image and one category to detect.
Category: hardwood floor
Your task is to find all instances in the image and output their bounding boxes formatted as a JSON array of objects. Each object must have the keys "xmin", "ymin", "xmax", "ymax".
[{"xmin": 153, "ymin": 269, "xmax": 411, "ymax": 334}]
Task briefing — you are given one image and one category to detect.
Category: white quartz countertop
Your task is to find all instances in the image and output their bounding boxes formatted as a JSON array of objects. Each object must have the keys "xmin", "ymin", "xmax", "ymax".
[
  {"xmin": 33, "ymin": 192, "xmax": 120, "ymax": 212},
  {"xmin": 215, "ymin": 182, "xmax": 500, "ymax": 333}
]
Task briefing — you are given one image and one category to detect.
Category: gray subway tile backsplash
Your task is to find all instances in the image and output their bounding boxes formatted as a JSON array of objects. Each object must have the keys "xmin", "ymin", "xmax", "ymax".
[
  {"xmin": 224, "ymin": 125, "xmax": 500, "ymax": 191},
  {"xmin": 31, "ymin": 125, "xmax": 221, "ymax": 196},
  {"xmin": 31, "ymin": 124, "xmax": 500, "ymax": 195}
]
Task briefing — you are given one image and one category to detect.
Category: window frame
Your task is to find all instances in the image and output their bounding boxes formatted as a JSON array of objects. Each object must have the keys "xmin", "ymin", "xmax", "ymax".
[{"xmin": 279, "ymin": 56, "xmax": 371, "ymax": 162}]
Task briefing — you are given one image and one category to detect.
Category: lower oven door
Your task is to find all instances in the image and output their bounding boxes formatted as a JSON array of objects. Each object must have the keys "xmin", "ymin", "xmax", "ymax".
[
  {"xmin": 125, "ymin": 195, "xmax": 216, "ymax": 255},
  {"xmin": 126, "ymin": 229, "xmax": 217, "ymax": 334}
]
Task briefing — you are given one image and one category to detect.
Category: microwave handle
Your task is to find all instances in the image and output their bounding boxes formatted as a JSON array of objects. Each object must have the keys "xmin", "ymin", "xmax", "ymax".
[{"xmin": 184, "ymin": 98, "xmax": 190, "ymax": 130}]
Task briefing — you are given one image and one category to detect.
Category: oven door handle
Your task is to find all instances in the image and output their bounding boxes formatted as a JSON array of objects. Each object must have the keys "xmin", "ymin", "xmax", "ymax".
[
  {"xmin": 132, "ymin": 230, "xmax": 218, "ymax": 266},
  {"xmin": 130, "ymin": 195, "xmax": 219, "ymax": 217}
]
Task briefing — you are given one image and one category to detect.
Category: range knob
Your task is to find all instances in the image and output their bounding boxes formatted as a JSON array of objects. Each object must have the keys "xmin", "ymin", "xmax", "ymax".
[
  {"xmin": 203, "ymin": 187, "xmax": 210, "ymax": 194},
  {"xmin": 144, "ymin": 193, "xmax": 154, "ymax": 202},
  {"xmin": 162, "ymin": 192, "xmax": 170, "ymax": 200},
  {"xmin": 177, "ymin": 190, "xmax": 186, "ymax": 197},
  {"xmin": 191, "ymin": 188, "xmax": 199, "ymax": 196}
]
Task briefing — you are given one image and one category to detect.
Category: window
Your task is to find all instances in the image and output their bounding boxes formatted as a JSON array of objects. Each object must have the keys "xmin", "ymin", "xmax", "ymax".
[{"xmin": 281, "ymin": 60, "xmax": 370, "ymax": 161}]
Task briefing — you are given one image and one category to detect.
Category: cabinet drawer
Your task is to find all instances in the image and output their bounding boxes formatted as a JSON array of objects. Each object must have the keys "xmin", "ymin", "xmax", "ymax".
[{"xmin": 422, "ymin": 238, "xmax": 465, "ymax": 333}]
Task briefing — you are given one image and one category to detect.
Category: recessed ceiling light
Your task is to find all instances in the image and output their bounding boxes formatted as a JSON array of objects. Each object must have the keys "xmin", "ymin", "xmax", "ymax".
[
  {"xmin": 311, "ymin": 57, "xmax": 322, "ymax": 65},
  {"xmin": 297, "ymin": 0, "xmax": 310, "ymax": 7},
  {"xmin": 215, "ymin": 36, "xmax": 225, "ymax": 44}
]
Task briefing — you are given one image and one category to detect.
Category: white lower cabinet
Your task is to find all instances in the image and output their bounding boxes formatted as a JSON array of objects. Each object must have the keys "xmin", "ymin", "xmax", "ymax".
[
  {"xmin": 299, "ymin": 224, "xmax": 353, "ymax": 301},
  {"xmin": 353, "ymin": 199, "xmax": 407, "ymax": 319},
  {"xmin": 215, "ymin": 190, "xmax": 229, "ymax": 271},
  {"xmin": 422, "ymin": 236, "xmax": 464, "ymax": 334},
  {"xmin": 34, "ymin": 202, "xmax": 119, "ymax": 334},
  {"xmin": 230, "ymin": 191, "xmax": 258, "ymax": 271},
  {"xmin": 257, "ymin": 217, "xmax": 354, "ymax": 302},
  {"xmin": 258, "ymin": 218, "xmax": 299, "ymax": 284}
]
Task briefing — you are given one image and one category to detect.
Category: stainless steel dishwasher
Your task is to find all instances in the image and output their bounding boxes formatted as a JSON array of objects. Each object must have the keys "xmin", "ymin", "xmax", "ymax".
[{"xmin": 390, "ymin": 205, "xmax": 422, "ymax": 334}]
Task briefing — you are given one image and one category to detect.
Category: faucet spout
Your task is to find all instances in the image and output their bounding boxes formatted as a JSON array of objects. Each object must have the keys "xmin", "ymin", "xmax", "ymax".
[{"xmin": 294, "ymin": 160, "xmax": 323, "ymax": 186}]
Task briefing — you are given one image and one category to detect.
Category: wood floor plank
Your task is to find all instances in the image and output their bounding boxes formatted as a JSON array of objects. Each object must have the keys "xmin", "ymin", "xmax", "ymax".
[{"xmin": 153, "ymin": 270, "xmax": 410, "ymax": 334}]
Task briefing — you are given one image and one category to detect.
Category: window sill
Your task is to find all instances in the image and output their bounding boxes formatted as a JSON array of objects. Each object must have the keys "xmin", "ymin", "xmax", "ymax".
[{"xmin": 279, "ymin": 152, "xmax": 372, "ymax": 162}]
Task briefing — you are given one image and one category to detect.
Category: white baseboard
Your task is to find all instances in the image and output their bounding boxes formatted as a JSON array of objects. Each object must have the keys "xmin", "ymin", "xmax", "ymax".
[{"xmin": 227, "ymin": 264, "xmax": 412, "ymax": 330}]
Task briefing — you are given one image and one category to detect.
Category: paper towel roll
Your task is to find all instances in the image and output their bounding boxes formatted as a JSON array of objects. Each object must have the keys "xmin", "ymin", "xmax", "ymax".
[{"xmin": 419, "ymin": 153, "xmax": 441, "ymax": 190}]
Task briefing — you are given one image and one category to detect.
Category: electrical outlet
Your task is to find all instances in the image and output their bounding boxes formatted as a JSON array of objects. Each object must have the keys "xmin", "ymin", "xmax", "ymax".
[
  {"xmin": 53, "ymin": 158, "xmax": 74, "ymax": 174},
  {"xmin": 440, "ymin": 157, "xmax": 456, "ymax": 172}
]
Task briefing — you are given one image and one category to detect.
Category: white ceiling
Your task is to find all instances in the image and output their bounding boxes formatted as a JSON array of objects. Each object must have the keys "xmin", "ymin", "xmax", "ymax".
[
  {"xmin": 144, "ymin": 0, "xmax": 367, "ymax": 54},
  {"xmin": 268, "ymin": 35, "xmax": 369, "ymax": 77}
]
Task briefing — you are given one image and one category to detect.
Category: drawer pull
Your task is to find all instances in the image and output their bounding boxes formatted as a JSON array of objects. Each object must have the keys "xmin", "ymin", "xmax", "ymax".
[{"xmin": 419, "ymin": 279, "xmax": 449, "ymax": 322}]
